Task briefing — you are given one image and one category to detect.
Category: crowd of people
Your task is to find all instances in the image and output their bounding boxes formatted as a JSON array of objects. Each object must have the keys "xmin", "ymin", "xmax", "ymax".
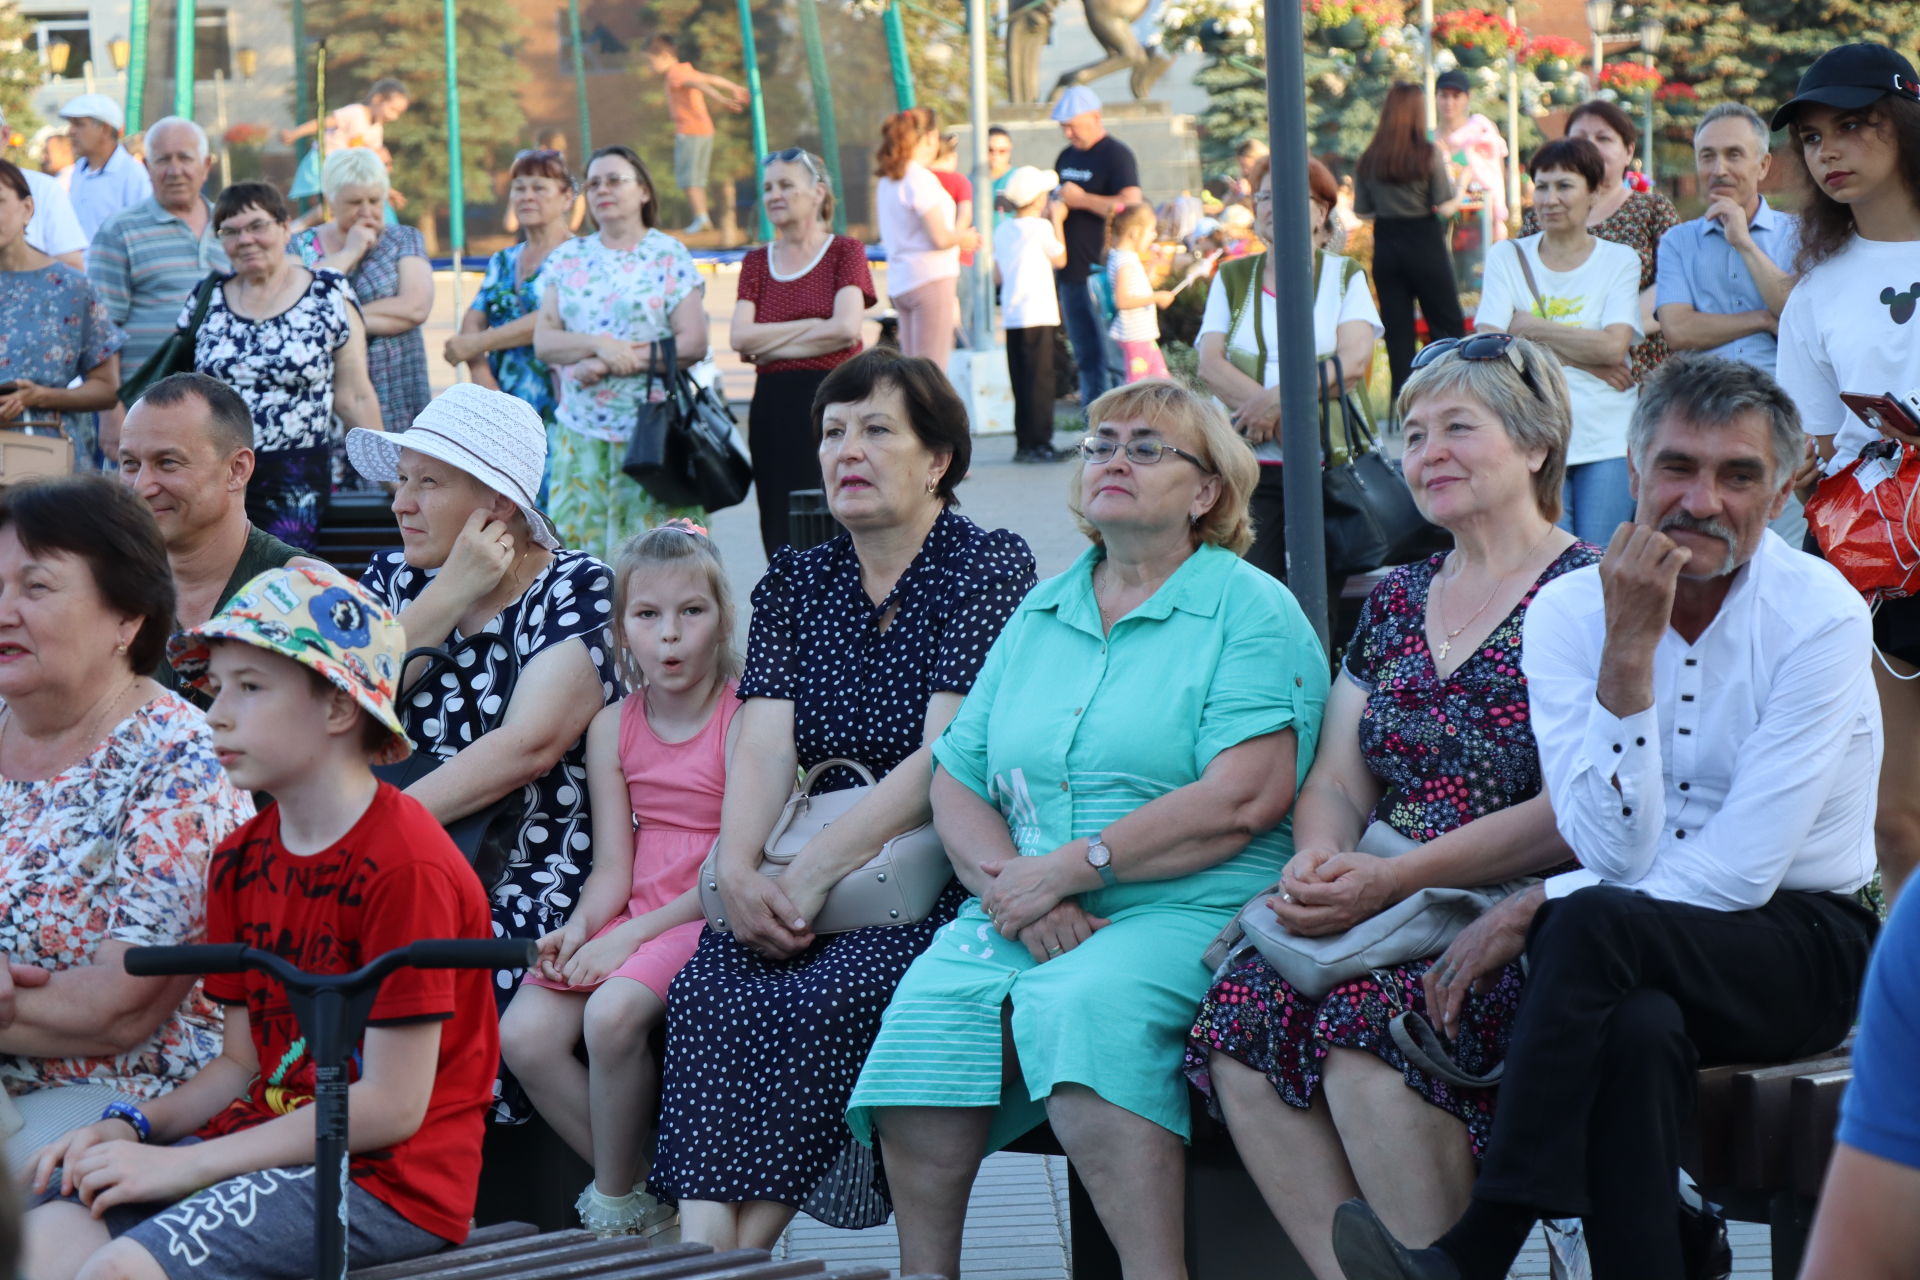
[{"xmin": 0, "ymin": 32, "xmax": 1916, "ymax": 1280}]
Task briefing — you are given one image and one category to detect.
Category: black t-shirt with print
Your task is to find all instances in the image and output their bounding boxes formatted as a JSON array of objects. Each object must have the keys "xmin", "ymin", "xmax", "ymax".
[{"xmin": 1053, "ymin": 133, "xmax": 1141, "ymax": 282}]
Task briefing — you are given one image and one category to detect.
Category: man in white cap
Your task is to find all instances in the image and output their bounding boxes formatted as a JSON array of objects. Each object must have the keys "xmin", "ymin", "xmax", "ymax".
[
  {"xmin": 1050, "ymin": 85, "xmax": 1141, "ymax": 414},
  {"xmin": 0, "ymin": 106, "xmax": 84, "ymax": 267},
  {"xmin": 60, "ymin": 92, "xmax": 153, "ymax": 239}
]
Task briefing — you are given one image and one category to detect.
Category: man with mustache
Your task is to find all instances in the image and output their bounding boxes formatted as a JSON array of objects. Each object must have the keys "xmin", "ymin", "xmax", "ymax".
[
  {"xmin": 1654, "ymin": 104, "xmax": 1800, "ymax": 376},
  {"xmin": 1330, "ymin": 354, "xmax": 1882, "ymax": 1280}
]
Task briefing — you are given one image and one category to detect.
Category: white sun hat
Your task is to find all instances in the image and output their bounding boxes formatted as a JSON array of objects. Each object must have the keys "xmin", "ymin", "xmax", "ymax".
[
  {"xmin": 346, "ymin": 383, "xmax": 561, "ymax": 550},
  {"xmin": 999, "ymin": 166, "xmax": 1059, "ymax": 210}
]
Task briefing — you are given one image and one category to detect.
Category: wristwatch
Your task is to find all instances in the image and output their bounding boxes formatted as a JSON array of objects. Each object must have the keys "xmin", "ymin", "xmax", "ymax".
[
  {"xmin": 1085, "ymin": 832, "xmax": 1118, "ymax": 888},
  {"xmin": 100, "ymin": 1101, "xmax": 152, "ymax": 1143}
]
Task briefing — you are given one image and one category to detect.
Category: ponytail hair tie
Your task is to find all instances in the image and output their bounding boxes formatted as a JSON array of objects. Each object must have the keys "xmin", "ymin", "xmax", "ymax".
[{"xmin": 664, "ymin": 518, "xmax": 710, "ymax": 537}]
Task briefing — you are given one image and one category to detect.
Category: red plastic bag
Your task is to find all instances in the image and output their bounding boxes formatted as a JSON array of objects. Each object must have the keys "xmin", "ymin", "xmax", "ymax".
[{"xmin": 1806, "ymin": 442, "xmax": 1920, "ymax": 602}]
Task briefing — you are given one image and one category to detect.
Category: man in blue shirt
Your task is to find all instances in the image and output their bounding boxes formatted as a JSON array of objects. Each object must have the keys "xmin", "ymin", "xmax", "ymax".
[
  {"xmin": 1654, "ymin": 103, "xmax": 1799, "ymax": 377},
  {"xmin": 1800, "ymin": 884, "xmax": 1920, "ymax": 1278},
  {"xmin": 59, "ymin": 93, "xmax": 153, "ymax": 241}
]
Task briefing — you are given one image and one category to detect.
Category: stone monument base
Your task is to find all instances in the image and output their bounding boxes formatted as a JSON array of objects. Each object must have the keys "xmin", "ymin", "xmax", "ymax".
[
  {"xmin": 948, "ymin": 346, "xmax": 1014, "ymax": 437},
  {"xmin": 953, "ymin": 101, "xmax": 1203, "ymax": 206}
]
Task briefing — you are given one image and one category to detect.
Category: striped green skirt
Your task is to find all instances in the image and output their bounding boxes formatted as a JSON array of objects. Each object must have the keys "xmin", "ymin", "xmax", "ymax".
[
  {"xmin": 845, "ymin": 895, "xmax": 1232, "ymax": 1150},
  {"xmin": 547, "ymin": 427, "xmax": 703, "ymax": 564}
]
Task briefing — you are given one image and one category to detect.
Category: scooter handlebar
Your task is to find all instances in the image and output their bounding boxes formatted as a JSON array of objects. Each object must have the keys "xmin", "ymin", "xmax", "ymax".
[
  {"xmin": 405, "ymin": 939, "xmax": 538, "ymax": 971},
  {"xmin": 122, "ymin": 944, "xmax": 253, "ymax": 976}
]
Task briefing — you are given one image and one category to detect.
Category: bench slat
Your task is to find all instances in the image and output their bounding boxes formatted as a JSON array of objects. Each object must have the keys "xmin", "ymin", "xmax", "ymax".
[
  {"xmin": 1790, "ymin": 1069, "xmax": 1853, "ymax": 1200},
  {"xmin": 347, "ymin": 1230, "xmax": 604, "ymax": 1280},
  {"xmin": 1730, "ymin": 1055, "xmax": 1853, "ymax": 1191},
  {"xmin": 589, "ymin": 1260, "xmax": 828, "ymax": 1280},
  {"xmin": 426, "ymin": 1244, "xmax": 759, "ymax": 1280}
]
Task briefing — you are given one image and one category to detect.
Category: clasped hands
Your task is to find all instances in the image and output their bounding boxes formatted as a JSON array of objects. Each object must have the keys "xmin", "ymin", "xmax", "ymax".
[
  {"xmin": 978, "ymin": 847, "xmax": 1110, "ymax": 965},
  {"xmin": 1265, "ymin": 846, "xmax": 1403, "ymax": 937}
]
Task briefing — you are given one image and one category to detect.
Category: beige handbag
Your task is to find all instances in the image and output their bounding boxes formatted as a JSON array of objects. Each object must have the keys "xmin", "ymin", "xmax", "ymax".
[
  {"xmin": 0, "ymin": 426, "xmax": 74, "ymax": 485},
  {"xmin": 699, "ymin": 758, "xmax": 954, "ymax": 935}
]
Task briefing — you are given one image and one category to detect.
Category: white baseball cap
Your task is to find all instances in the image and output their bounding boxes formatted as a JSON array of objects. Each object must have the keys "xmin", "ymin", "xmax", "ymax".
[
  {"xmin": 346, "ymin": 383, "xmax": 561, "ymax": 550},
  {"xmin": 1000, "ymin": 166, "xmax": 1059, "ymax": 210},
  {"xmin": 59, "ymin": 93, "xmax": 125, "ymax": 134}
]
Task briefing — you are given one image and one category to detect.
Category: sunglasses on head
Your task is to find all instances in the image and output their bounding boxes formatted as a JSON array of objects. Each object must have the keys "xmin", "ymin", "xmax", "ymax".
[
  {"xmin": 762, "ymin": 148, "xmax": 824, "ymax": 182},
  {"xmin": 1410, "ymin": 333, "xmax": 1547, "ymax": 403}
]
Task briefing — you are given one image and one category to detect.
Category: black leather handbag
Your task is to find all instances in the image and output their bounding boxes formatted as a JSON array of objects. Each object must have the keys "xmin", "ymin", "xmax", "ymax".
[
  {"xmin": 620, "ymin": 336, "xmax": 752, "ymax": 511},
  {"xmin": 118, "ymin": 271, "xmax": 223, "ymax": 407},
  {"xmin": 1319, "ymin": 353, "xmax": 1450, "ymax": 579},
  {"xmin": 371, "ymin": 636, "xmax": 525, "ymax": 889}
]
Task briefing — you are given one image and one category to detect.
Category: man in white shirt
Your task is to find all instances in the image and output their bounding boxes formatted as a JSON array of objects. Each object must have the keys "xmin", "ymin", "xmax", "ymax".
[
  {"xmin": 59, "ymin": 93, "xmax": 153, "ymax": 240},
  {"xmin": 0, "ymin": 107, "xmax": 85, "ymax": 267},
  {"xmin": 1331, "ymin": 354, "xmax": 1882, "ymax": 1280}
]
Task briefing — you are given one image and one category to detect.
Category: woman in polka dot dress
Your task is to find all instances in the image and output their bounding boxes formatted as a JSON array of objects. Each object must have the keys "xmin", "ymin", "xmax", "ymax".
[
  {"xmin": 650, "ymin": 347, "xmax": 1036, "ymax": 1247},
  {"xmin": 347, "ymin": 384, "xmax": 622, "ymax": 1124},
  {"xmin": 731, "ymin": 149, "xmax": 876, "ymax": 558}
]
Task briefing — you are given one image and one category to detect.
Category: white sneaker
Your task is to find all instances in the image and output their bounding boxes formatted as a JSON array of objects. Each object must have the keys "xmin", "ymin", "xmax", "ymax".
[
  {"xmin": 575, "ymin": 1183, "xmax": 678, "ymax": 1238},
  {"xmin": 683, "ymin": 216, "xmax": 712, "ymax": 234}
]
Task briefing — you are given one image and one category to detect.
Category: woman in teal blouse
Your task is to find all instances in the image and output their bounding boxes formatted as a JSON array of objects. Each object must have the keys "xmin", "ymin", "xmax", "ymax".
[{"xmin": 847, "ymin": 378, "xmax": 1330, "ymax": 1279}]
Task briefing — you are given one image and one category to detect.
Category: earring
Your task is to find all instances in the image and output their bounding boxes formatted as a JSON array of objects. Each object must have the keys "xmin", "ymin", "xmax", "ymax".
[
  {"xmin": 115, "ymin": 641, "xmax": 128, "ymax": 656},
  {"xmin": 926, "ymin": 479, "xmax": 938, "ymax": 495}
]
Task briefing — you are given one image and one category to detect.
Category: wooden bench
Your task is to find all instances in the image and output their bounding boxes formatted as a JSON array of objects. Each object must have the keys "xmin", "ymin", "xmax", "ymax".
[
  {"xmin": 314, "ymin": 491, "xmax": 406, "ymax": 580},
  {"xmin": 344, "ymin": 1222, "xmax": 908, "ymax": 1280}
]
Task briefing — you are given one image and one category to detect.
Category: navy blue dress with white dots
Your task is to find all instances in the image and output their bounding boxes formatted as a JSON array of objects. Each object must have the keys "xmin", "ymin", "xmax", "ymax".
[{"xmin": 651, "ymin": 507, "xmax": 1036, "ymax": 1228}]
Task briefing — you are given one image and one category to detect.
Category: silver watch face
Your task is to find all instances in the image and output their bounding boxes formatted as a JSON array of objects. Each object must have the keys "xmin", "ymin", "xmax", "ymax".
[{"xmin": 1087, "ymin": 837, "xmax": 1112, "ymax": 868}]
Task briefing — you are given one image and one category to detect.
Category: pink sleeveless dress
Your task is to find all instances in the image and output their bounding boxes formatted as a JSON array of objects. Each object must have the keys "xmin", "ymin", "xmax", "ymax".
[{"xmin": 523, "ymin": 683, "xmax": 739, "ymax": 1000}]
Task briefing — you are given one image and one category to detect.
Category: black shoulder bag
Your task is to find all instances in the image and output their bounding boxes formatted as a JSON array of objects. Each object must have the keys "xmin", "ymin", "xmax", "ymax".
[
  {"xmin": 1319, "ymin": 351, "xmax": 1452, "ymax": 580},
  {"xmin": 119, "ymin": 271, "xmax": 224, "ymax": 407},
  {"xmin": 371, "ymin": 633, "xmax": 526, "ymax": 890},
  {"xmin": 621, "ymin": 335, "xmax": 753, "ymax": 511}
]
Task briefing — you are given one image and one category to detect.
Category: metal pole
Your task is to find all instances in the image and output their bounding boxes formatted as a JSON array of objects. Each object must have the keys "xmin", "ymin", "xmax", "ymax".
[
  {"xmin": 126, "ymin": 0, "xmax": 151, "ymax": 134},
  {"xmin": 1591, "ymin": 32, "xmax": 1602, "ymax": 90},
  {"xmin": 443, "ymin": 0, "xmax": 466, "ymax": 353},
  {"xmin": 214, "ymin": 67, "xmax": 231, "ymax": 188},
  {"xmin": 1642, "ymin": 51, "xmax": 1656, "ymax": 179},
  {"xmin": 1266, "ymin": 0, "xmax": 1329, "ymax": 650},
  {"xmin": 736, "ymin": 0, "xmax": 773, "ymax": 241},
  {"xmin": 173, "ymin": 0, "xmax": 196, "ymax": 121},
  {"xmin": 1505, "ymin": 2, "xmax": 1521, "ymax": 234},
  {"xmin": 315, "ymin": 43, "xmax": 328, "ymax": 220},
  {"xmin": 1420, "ymin": 0, "xmax": 1435, "ymax": 133},
  {"xmin": 291, "ymin": 0, "xmax": 307, "ymax": 163},
  {"xmin": 798, "ymin": 0, "xmax": 849, "ymax": 236},
  {"xmin": 884, "ymin": 0, "xmax": 917, "ymax": 111},
  {"xmin": 967, "ymin": 0, "xmax": 992, "ymax": 351},
  {"xmin": 566, "ymin": 0, "xmax": 591, "ymax": 153}
]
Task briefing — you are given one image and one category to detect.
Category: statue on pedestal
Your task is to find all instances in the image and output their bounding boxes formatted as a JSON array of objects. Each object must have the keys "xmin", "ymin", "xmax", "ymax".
[{"xmin": 1006, "ymin": 0, "xmax": 1173, "ymax": 105}]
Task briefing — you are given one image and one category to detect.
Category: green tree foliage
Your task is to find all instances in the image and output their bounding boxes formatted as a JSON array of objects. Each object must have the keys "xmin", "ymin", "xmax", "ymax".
[
  {"xmin": 1658, "ymin": 0, "xmax": 1920, "ymax": 117},
  {"xmin": 299, "ymin": 0, "xmax": 529, "ymax": 250},
  {"xmin": 0, "ymin": 1, "xmax": 43, "ymax": 151}
]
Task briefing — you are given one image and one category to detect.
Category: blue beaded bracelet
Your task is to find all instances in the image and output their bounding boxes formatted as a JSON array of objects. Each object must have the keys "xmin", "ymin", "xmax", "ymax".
[{"xmin": 100, "ymin": 1101, "xmax": 151, "ymax": 1143}]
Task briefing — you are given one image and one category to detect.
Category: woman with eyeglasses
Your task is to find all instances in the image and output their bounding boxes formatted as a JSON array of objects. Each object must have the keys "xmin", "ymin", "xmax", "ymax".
[
  {"xmin": 872, "ymin": 110, "xmax": 978, "ymax": 371},
  {"xmin": 0, "ymin": 159, "xmax": 124, "ymax": 468},
  {"xmin": 535, "ymin": 145, "xmax": 709, "ymax": 562},
  {"xmin": 731, "ymin": 148, "xmax": 875, "ymax": 558},
  {"xmin": 188, "ymin": 182, "xmax": 381, "ymax": 550},
  {"xmin": 847, "ymin": 378, "xmax": 1327, "ymax": 1280},
  {"xmin": 445, "ymin": 147, "xmax": 579, "ymax": 497},
  {"xmin": 1182, "ymin": 334, "xmax": 1594, "ymax": 1280},
  {"xmin": 1476, "ymin": 139, "xmax": 1643, "ymax": 546}
]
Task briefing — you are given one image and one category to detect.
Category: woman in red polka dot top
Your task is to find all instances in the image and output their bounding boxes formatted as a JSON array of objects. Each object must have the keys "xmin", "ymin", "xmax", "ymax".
[{"xmin": 730, "ymin": 150, "xmax": 877, "ymax": 557}]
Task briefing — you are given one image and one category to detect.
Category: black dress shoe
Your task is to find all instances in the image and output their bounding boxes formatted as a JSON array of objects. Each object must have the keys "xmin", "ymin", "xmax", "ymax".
[{"xmin": 1332, "ymin": 1201, "xmax": 1462, "ymax": 1280}]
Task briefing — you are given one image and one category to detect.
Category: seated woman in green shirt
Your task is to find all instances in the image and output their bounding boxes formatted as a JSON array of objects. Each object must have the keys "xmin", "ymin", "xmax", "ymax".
[{"xmin": 847, "ymin": 378, "xmax": 1330, "ymax": 1280}]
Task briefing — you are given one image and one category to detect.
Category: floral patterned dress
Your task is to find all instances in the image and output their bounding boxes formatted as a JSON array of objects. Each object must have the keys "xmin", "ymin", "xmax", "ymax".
[
  {"xmin": 535, "ymin": 229, "xmax": 706, "ymax": 561},
  {"xmin": 0, "ymin": 693, "xmax": 254, "ymax": 1100},
  {"xmin": 472, "ymin": 241, "xmax": 562, "ymax": 501},
  {"xmin": 189, "ymin": 268, "xmax": 356, "ymax": 550},
  {"xmin": 0, "ymin": 263, "xmax": 126, "ymax": 468},
  {"xmin": 290, "ymin": 224, "xmax": 432, "ymax": 436},
  {"xmin": 1184, "ymin": 543, "xmax": 1598, "ymax": 1157},
  {"xmin": 1524, "ymin": 189, "xmax": 1679, "ymax": 382}
]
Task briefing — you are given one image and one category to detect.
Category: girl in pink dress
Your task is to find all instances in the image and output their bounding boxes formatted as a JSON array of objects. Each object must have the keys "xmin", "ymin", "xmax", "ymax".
[{"xmin": 499, "ymin": 520, "xmax": 742, "ymax": 1237}]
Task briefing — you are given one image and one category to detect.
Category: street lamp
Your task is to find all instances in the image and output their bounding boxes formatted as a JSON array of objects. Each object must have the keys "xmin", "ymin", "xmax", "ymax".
[
  {"xmin": 1638, "ymin": 14, "xmax": 1665, "ymax": 179},
  {"xmin": 1585, "ymin": 0, "xmax": 1613, "ymax": 88},
  {"xmin": 108, "ymin": 37, "xmax": 130, "ymax": 71}
]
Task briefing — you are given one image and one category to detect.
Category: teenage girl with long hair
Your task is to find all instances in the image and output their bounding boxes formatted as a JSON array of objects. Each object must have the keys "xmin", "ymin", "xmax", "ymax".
[
  {"xmin": 1776, "ymin": 43, "xmax": 1920, "ymax": 899},
  {"xmin": 1354, "ymin": 83, "xmax": 1466, "ymax": 400},
  {"xmin": 873, "ymin": 110, "xmax": 978, "ymax": 371}
]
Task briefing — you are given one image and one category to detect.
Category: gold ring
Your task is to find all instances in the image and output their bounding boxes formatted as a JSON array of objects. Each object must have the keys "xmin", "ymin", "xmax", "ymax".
[{"xmin": 1047, "ymin": 945, "xmax": 1063, "ymax": 955}]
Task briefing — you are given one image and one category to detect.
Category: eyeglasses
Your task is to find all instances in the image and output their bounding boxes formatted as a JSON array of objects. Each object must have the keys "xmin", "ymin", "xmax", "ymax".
[
  {"xmin": 761, "ymin": 148, "xmax": 824, "ymax": 182},
  {"xmin": 216, "ymin": 217, "xmax": 282, "ymax": 240},
  {"xmin": 1079, "ymin": 435, "xmax": 1216, "ymax": 473},
  {"xmin": 584, "ymin": 174, "xmax": 640, "ymax": 192},
  {"xmin": 1410, "ymin": 332, "xmax": 1547, "ymax": 403}
]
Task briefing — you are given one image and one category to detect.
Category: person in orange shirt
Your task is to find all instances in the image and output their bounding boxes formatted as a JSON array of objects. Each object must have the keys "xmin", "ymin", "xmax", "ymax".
[{"xmin": 646, "ymin": 35, "xmax": 749, "ymax": 235}]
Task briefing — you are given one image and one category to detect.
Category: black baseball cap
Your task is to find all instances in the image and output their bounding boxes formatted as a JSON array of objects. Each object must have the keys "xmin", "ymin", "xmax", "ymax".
[
  {"xmin": 1770, "ymin": 42, "xmax": 1920, "ymax": 130},
  {"xmin": 1436, "ymin": 70, "xmax": 1472, "ymax": 94}
]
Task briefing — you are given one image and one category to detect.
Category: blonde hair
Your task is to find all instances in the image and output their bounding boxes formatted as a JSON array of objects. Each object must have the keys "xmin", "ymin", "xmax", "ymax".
[
  {"xmin": 321, "ymin": 146, "xmax": 389, "ymax": 202},
  {"xmin": 608, "ymin": 523, "xmax": 742, "ymax": 688},
  {"xmin": 1068, "ymin": 378, "xmax": 1257, "ymax": 555},
  {"xmin": 1396, "ymin": 334, "xmax": 1572, "ymax": 523},
  {"xmin": 1105, "ymin": 201, "xmax": 1156, "ymax": 256}
]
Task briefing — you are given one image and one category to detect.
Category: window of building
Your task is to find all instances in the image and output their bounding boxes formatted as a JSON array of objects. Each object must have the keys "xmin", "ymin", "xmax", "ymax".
[
  {"xmin": 194, "ymin": 8, "xmax": 232, "ymax": 80},
  {"xmin": 25, "ymin": 12, "xmax": 92, "ymax": 82}
]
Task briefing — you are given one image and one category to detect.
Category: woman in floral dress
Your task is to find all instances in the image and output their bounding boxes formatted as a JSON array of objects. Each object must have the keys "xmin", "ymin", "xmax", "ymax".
[
  {"xmin": 1184, "ymin": 335, "xmax": 1596, "ymax": 1280},
  {"xmin": 534, "ymin": 145, "xmax": 708, "ymax": 562}
]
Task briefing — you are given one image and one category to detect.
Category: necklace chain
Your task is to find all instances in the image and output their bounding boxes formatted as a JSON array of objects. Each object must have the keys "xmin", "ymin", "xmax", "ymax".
[{"xmin": 1433, "ymin": 528, "xmax": 1556, "ymax": 664}]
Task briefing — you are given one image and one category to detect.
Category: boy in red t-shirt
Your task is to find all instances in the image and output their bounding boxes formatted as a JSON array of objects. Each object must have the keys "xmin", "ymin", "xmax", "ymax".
[
  {"xmin": 20, "ymin": 566, "xmax": 498, "ymax": 1280},
  {"xmin": 646, "ymin": 34, "xmax": 748, "ymax": 234}
]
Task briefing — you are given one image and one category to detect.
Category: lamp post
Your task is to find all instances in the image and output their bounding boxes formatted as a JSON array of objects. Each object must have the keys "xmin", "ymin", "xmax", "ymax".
[
  {"xmin": 1638, "ymin": 13, "xmax": 1664, "ymax": 180},
  {"xmin": 1421, "ymin": 0, "xmax": 1436, "ymax": 132},
  {"xmin": 1584, "ymin": 0, "xmax": 1613, "ymax": 91}
]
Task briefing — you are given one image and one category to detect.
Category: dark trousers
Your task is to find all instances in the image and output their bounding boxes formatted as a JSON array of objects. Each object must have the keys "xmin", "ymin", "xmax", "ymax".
[
  {"xmin": 1005, "ymin": 324, "xmax": 1058, "ymax": 453},
  {"xmin": 1247, "ymin": 462, "xmax": 1344, "ymax": 599},
  {"xmin": 1372, "ymin": 215, "xmax": 1467, "ymax": 400},
  {"xmin": 1477, "ymin": 885, "xmax": 1877, "ymax": 1278},
  {"xmin": 747, "ymin": 367, "xmax": 831, "ymax": 558},
  {"xmin": 1057, "ymin": 275, "xmax": 1112, "ymax": 411}
]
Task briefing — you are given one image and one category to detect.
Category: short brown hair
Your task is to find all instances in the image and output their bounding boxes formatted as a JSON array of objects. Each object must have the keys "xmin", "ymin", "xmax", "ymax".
[
  {"xmin": 0, "ymin": 475, "xmax": 176, "ymax": 672},
  {"xmin": 510, "ymin": 148, "xmax": 573, "ymax": 190},
  {"xmin": 1566, "ymin": 99, "xmax": 1638, "ymax": 154},
  {"xmin": 212, "ymin": 181, "xmax": 291, "ymax": 230},
  {"xmin": 1070, "ymin": 379, "xmax": 1258, "ymax": 555},
  {"xmin": 811, "ymin": 346, "xmax": 972, "ymax": 506},
  {"xmin": 1529, "ymin": 137, "xmax": 1606, "ymax": 191},
  {"xmin": 0, "ymin": 159, "xmax": 29, "ymax": 204}
]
